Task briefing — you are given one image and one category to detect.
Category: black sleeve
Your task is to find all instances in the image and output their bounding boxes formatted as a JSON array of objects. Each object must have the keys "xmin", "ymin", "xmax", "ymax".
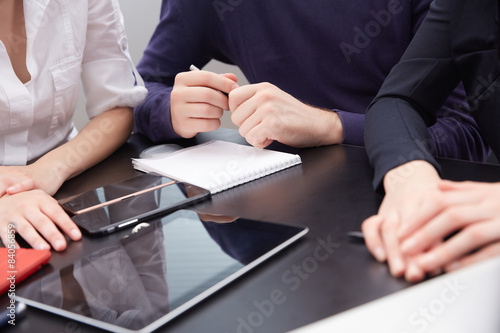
[{"xmin": 364, "ymin": 0, "xmax": 463, "ymax": 191}]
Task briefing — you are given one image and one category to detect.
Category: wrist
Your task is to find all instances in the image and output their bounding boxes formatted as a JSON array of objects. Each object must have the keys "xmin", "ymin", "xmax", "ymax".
[
  {"xmin": 315, "ymin": 108, "xmax": 343, "ymax": 146},
  {"xmin": 30, "ymin": 157, "xmax": 69, "ymax": 194},
  {"xmin": 383, "ymin": 160, "xmax": 440, "ymax": 193}
]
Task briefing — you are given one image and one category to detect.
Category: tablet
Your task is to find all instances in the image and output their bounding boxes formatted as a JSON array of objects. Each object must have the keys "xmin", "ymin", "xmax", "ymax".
[{"xmin": 16, "ymin": 209, "xmax": 308, "ymax": 333}]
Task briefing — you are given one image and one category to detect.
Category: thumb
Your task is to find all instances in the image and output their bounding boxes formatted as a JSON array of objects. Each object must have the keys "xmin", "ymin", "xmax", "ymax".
[{"xmin": 221, "ymin": 73, "xmax": 239, "ymax": 84}]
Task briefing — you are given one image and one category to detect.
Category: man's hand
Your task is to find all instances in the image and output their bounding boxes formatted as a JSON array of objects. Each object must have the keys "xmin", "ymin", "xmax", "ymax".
[
  {"xmin": 228, "ymin": 82, "xmax": 343, "ymax": 148},
  {"xmin": 171, "ymin": 70, "xmax": 238, "ymax": 138}
]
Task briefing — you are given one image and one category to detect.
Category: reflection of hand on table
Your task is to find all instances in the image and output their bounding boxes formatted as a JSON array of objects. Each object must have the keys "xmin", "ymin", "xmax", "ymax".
[{"xmin": 197, "ymin": 212, "xmax": 238, "ymax": 224}]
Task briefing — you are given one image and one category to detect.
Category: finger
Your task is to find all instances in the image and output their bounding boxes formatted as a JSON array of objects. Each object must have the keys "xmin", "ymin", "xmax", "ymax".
[
  {"xmin": 41, "ymin": 200, "xmax": 82, "ymax": 242},
  {"xmin": 397, "ymin": 192, "xmax": 447, "ymax": 240},
  {"xmin": 230, "ymin": 89, "xmax": 259, "ymax": 126},
  {"xmin": 237, "ymin": 106, "xmax": 263, "ymax": 137},
  {"xmin": 185, "ymin": 103, "xmax": 224, "ymax": 120},
  {"xmin": 0, "ymin": 178, "xmax": 15, "ymax": 197},
  {"xmin": 178, "ymin": 70, "xmax": 238, "ymax": 95},
  {"xmin": 405, "ymin": 258, "xmax": 426, "ymax": 283},
  {"xmin": 381, "ymin": 211, "xmax": 406, "ymax": 277},
  {"xmin": 361, "ymin": 215, "xmax": 386, "ymax": 262},
  {"xmin": 0, "ymin": 227, "xmax": 20, "ymax": 249},
  {"xmin": 406, "ymin": 239, "xmax": 443, "ymax": 282},
  {"xmin": 445, "ymin": 242, "xmax": 500, "ymax": 272},
  {"xmin": 401, "ymin": 204, "xmax": 490, "ymax": 256},
  {"xmin": 179, "ymin": 86, "xmax": 230, "ymax": 110},
  {"xmin": 13, "ymin": 220, "xmax": 51, "ymax": 251},
  {"xmin": 398, "ymin": 187, "xmax": 482, "ymax": 241},
  {"xmin": 244, "ymin": 122, "xmax": 275, "ymax": 148},
  {"xmin": 438, "ymin": 180, "xmax": 477, "ymax": 191},
  {"xmin": 6, "ymin": 179, "xmax": 36, "ymax": 195},
  {"xmin": 228, "ymin": 84, "xmax": 260, "ymax": 113},
  {"xmin": 185, "ymin": 118, "xmax": 222, "ymax": 134},
  {"xmin": 25, "ymin": 209, "xmax": 68, "ymax": 252},
  {"xmin": 416, "ymin": 221, "xmax": 500, "ymax": 272},
  {"xmin": 220, "ymin": 73, "xmax": 239, "ymax": 84}
]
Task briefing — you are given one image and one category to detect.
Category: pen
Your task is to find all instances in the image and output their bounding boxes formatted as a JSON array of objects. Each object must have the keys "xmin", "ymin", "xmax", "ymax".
[
  {"xmin": 347, "ymin": 231, "xmax": 365, "ymax": 242},
  {"xmin": 189, "ymin": 64, "xmax": 229, "ymax": 97},
  {"xmin": 0, "ymin": 302, "xmax": 26, "ymax": 329}
]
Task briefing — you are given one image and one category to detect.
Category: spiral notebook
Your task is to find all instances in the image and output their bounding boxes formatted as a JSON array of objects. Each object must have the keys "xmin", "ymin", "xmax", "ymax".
[{"xmin": 132, "ymin": 140, "xmax": 302, "ymax": 194}]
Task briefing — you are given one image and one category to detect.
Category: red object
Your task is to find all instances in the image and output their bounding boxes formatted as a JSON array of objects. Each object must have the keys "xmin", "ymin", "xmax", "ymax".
[{"xmin": 0, "ymin": 247, "xmax": 51, "ymax": 295}]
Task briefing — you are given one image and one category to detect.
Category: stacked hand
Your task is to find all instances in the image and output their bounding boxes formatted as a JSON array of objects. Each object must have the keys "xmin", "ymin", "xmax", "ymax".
[
  {"xmin": 362, "ymin": 161, "xmax": 500, "ymax": 282},
  {"xmin": 0, "ymin": 162, "xmax": 81, "ymax": 252}
]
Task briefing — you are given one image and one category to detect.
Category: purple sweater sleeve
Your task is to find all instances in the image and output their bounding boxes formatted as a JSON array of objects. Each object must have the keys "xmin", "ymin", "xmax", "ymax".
[
  {"xmin": 337, "ymin": 111, "xmax": 365, "ymax": 146},
  {"xmin": 133, "ymin": 81, "xmax": 181, "ymax": 143}
]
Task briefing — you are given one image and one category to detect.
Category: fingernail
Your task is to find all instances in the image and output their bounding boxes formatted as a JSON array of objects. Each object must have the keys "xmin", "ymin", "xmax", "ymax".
[
  {"xmin": 390, "ymin": 258, "xmax": 405, "ymax": 277},
  {"xmin": 446, "ymin": 260, "xmax": 461, "ymax": 271},
  {"xmin": 373, "ymin": 247, "xmax": 386, "ymax": 262},
  {"xmin": 405, "ymin": 266, "xmax": 418, "ymax": 282},
  {"xmin": 36, "ymin": 242, "xmax": 50, "ymax": 251},
  {"xmin": 70, "ymin": 228, "xmax": 82, "ymax": 240},
  {"xmin": 54, "ymin": 239, "xmax": 65, "ymax": 251}
]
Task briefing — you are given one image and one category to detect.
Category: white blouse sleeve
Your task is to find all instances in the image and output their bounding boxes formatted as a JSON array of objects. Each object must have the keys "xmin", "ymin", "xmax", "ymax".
[{"xmin": 81, "ymin": 0, "xmax": 148, "ymax": 118}]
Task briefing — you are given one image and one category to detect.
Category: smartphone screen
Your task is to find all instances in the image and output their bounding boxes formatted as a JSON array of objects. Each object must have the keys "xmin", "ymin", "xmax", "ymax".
[
  {"xmin": 60, "ymin": 174, "xmax": 176, "ymax": 215},
  {"xmin": 66, "ymin": 176, "xmax": 210, "ymax": 235}
]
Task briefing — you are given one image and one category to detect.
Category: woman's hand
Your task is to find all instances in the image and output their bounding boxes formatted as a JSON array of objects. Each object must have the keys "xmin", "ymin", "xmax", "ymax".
[
  {"xmin": 401, "ymin": 180, "xmax": 500, "ymax": 273},
  {"xmin": 362, "ymin": 160, "xmax": 443, "ymax": 281},
  {"xmin": 0, "ymin": 190, "xmax": 82, "ymax": 252},
  {"xmin": 0, "ymin": 163, "xmax": 66, "ymax": 197}
]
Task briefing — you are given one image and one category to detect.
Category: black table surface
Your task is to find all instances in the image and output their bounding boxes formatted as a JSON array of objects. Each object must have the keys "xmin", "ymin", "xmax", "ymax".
[{"xmin": 3, "ymin": 129, "xmax": 500, "ymax": 333}]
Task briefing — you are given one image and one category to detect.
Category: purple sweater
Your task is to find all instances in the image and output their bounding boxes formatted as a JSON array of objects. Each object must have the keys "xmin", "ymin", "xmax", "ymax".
[{"xmin": 134, "ymin": 0, "xmax": 488, "ymax": 161}]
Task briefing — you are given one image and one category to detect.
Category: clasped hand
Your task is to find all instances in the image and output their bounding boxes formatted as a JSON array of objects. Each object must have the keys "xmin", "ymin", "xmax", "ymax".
[
  {"xmin": 362, "ymin": 161, "xmax": 500, "ymax": 282},
  {"xmin": 170, "ymin": 70, "xmax": 343, "ymax": 148}
]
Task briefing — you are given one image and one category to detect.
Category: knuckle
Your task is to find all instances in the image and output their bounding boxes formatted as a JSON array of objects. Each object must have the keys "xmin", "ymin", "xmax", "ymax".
[
  {"xmin": 362, "ymin": 217, "xmax": 376, "ymax": 232},
  {"xmin": 174, "ymin": 72, "xmax": 186, "ymax": 85},
  {"xmin": 199, "ymin": 89, "xmax": 214, "ymax": 101},
  {"xmin": 200, "ymin": 119, "xmax": 220, "ymax": 132},
  {"xmin": 466, "ymin": 225, "xmax": 488, "ymax": 243},
  {"xmin": 231, "ymin": 113, "xmax": 242, "ymax": 126},
  {"xmin": 269, "ymin": 115, "xmax": 286, "ymax": 132},
  {"xmin": 381, "ymin": 221, "xmax": 392, "ymax": 234},
  {"xmin": 258, "ymin": 90, "xmax": 275, "ymax": 103},
  {"xmin": 15, "ymin": 222, "xmax": 32, "ymax": 236},
  {"xmin": 170, "ymin": 88, "xmax": 182, "ymax": 101},
  {"xmin": 197, "ymin": 71, "xmax": 212, "ymax": 82}
]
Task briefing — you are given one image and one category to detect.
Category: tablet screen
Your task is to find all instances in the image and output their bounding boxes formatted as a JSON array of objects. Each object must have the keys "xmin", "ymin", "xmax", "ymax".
[
  {"xmin": 16, "ymin": 210, "xmax": 308, "ymax": 333},
  {"xmin": 70, "ymin": 181, "xmax": 210, "ymax": 235}
]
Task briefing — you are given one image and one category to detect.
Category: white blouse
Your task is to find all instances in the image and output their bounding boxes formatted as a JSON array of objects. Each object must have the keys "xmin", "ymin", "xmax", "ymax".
[{"xmin": 0, "ymin": 0, "xmax": 147, "ymax": 165}]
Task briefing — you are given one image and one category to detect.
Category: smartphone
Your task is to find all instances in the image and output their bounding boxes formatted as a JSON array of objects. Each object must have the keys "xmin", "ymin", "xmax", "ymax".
[
  {"xmin": 63, "ymin": 175, "xmax": 210, "ymax": 235},
  {"xmin": 60, "ymin": 173, "xmax": 177, "ymax": 215}
]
